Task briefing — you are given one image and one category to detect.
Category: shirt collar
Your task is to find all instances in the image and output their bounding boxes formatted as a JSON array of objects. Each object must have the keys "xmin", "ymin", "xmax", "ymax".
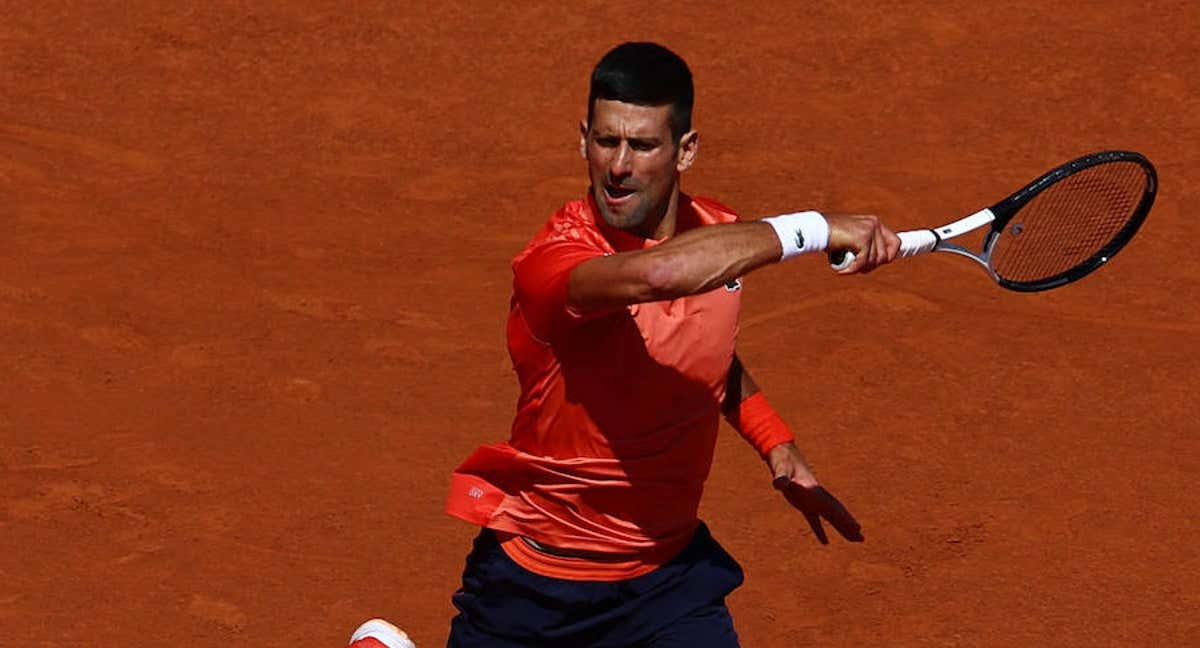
[{"xmin": 585, "ymin": 191, "xmax": 696, "ymax": 253}]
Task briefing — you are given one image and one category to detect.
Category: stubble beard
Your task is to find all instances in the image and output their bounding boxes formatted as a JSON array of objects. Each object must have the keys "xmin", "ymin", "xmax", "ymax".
[{"xmin": 592, "ymin": 185, "xmax": 664, "ymax": 235}]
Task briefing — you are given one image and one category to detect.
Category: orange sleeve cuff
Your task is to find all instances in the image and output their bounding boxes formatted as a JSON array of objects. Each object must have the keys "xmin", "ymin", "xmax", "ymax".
[{"xmin": 724, "ymin": 392, "xmax": 795, "ymax": 458}]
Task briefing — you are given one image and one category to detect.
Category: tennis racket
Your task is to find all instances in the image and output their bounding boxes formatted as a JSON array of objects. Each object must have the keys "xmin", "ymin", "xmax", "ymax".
[{"xmin": 829, "ymin": 151, "xmax": 1157, "ymax": 291}]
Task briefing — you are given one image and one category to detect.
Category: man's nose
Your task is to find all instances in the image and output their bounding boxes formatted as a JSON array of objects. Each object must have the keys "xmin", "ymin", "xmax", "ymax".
[{"xmin": 608, "ymin": 143, "xmax": 632, "ymax": 178}]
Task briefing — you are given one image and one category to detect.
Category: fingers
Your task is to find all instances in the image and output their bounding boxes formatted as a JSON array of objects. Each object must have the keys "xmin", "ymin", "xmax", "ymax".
[
  {"xmin": 803, "ymin": 511, "xmax": 829, "ymax": 545},
  {"xmin": 826, "ymin": 212, "xmax": 899, "ymax": 275},
  {"xmin": 882, "ymin": 224, "xmax": 901, "ymax": 262},
  {"xmin": 850, "ymin": 234, "xmax": 875, "ymax": 275},
  {"xmin": 775, "ymin": 480, "xmax": 864, "ymax": 543},
  {"xmin": 809, "ymin": 486, "xmax": 863, "ymax": 542},
  {"xmin": 872, "ymin": 225, "xmax": 888, "ymax": 268},
  {"xmin": 774, "ymin": 479, "xmax": 824, "ymax": 542},
  {"xmin": 779, "ymin": 483, "xmax": 831, "ymax": 544}
]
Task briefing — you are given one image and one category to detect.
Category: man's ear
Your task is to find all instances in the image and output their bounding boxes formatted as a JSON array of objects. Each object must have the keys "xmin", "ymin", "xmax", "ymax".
[
  {"xmin": 579, "ymin": 119, "xmax": 589, "ymax": 159},
  {"xmin": 676, "ymin": 130, "xmax": 699, "ymax": 172}
]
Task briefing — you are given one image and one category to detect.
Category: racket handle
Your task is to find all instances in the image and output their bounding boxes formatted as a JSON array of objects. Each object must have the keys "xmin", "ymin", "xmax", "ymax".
[{"xmin": 828, "ymin": 229, "xmax": 939, "ymax": 271}]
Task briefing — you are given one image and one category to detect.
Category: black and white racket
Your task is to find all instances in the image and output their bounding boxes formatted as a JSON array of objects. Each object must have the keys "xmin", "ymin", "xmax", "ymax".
[{"xmin": 830, "ymin": 151, "xmax": 1157, "ymax": 291}]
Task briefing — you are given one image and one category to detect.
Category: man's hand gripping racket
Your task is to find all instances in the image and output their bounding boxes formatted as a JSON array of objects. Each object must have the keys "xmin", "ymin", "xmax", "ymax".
[{"xmin": 830, "ymin": 151, "xmax": 1157, "ymax": 291}]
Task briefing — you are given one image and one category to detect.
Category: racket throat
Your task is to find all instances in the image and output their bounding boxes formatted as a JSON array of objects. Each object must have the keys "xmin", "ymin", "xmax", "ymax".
[
  {"xmin": 936, "ymin": 207, "xmax": 996, "ymax": 239},
  {"xmin": 932, "ymin": 207, "xmax": 1000, "ymax": 279},
  {"xmin": 944, "ymin": 235, "xmax": 1000, "ymax": 280}
]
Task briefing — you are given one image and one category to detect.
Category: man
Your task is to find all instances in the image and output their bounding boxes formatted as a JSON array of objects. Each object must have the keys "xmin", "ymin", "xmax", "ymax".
[{"xmin": 435, "ymin": 42, "xmax": 897, "ymax": 647}]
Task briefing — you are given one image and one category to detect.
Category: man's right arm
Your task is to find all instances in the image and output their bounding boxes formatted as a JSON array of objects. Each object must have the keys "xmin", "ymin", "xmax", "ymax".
[{"xmin": 566, "ymin": 213, "xmax": 900, "ymax": 312}]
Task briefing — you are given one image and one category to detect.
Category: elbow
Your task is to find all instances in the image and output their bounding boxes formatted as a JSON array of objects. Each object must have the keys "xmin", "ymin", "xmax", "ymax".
[{"xmin": 637, "ymin": 255, "xmax": 684, "ymax": 301}]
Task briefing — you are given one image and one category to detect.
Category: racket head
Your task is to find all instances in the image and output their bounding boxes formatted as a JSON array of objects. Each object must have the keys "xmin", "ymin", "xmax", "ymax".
[{"xmin": 983, "ymin": 151, "xmax": 1157, "ymax": 292}]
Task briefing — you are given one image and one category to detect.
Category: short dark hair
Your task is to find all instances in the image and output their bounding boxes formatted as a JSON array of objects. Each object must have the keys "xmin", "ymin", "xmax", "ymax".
[{"xmin": 587, "ymin": 42, "xmax": 694, "ymax": 142}]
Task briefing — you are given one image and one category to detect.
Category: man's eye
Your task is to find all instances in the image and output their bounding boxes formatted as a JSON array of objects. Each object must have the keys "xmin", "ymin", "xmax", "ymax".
[
  {"xmin": 630, "ymin": 141, "xmax": 656, "ymax": 151},
  {"xmin": 595, "ymin": 137, "xmax": 619, "ymax": 147}
]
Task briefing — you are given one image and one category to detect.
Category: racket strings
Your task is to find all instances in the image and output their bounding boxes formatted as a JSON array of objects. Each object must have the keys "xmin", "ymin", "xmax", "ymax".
[{"xmin": 990, "ymin": 162, "xmax": 1148, "ymax": 284}]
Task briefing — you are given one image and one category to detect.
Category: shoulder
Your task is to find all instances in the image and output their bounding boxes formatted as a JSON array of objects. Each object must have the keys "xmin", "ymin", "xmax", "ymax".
[
  {"xmin": 514, "ymin": 200, "xmax": 610, "ymax": 268},
  {"xmin": 508, "ymin": 200, "xmax": 616, "ymax": 342},
  {"xmin": 686, "ymin": 195, "xmax": 741, "ymax": 225}
]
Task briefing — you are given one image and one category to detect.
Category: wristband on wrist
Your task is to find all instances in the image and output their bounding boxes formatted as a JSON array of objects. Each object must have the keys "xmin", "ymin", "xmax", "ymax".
[
  {"xmin": 762, "ymin": 211, "xmax": 829, "ymax": 260},
  {"xmin": 724, "ymin": 391, "xmax": 796, "ymax": 457}
]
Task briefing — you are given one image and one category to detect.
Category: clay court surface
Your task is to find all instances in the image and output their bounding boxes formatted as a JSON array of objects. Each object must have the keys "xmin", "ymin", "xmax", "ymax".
[{"xmin": 3, "ymin": 2, "xmax": 1198, "ymax": 645}]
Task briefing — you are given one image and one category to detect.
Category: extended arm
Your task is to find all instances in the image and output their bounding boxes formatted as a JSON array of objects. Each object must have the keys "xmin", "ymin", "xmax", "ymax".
[
  {"xmin": 568, "ymin": 221, "xmax": 779, "ymax": 311},
  {"xmin": 568, "ymin": 213, "xmax": 899, "ymax": 312}
]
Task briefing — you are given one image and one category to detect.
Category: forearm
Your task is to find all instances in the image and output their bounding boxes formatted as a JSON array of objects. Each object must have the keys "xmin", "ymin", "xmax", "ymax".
[
  {"xmin": 723, "ymin": 354, "xmax": 795, "ymax": 456},
  {"xmin": 567, "ymin": 209, "xmax": 896, "ymax": 311},
  {"xmin": 726, "ymin": 363, "xmax": 818, "ymax": 488},
  {"xmin": 639, "ymin": 221, "xmax": 782, "ymax": 299},
  {"xmin": 568, "ymin": 221, "xmax": 782, "ymax": 310}
]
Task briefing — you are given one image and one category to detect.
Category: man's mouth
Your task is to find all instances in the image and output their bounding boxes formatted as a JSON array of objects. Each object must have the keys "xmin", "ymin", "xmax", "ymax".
[{"xmin": 603, "ymin": 184, "xmax": 636, "ymax": 202}]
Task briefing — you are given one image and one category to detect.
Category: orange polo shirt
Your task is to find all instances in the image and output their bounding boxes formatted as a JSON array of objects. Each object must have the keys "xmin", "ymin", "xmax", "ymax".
[{"xmin": 446, "ymin": 193, "xmax": 742, "ymax": 580}]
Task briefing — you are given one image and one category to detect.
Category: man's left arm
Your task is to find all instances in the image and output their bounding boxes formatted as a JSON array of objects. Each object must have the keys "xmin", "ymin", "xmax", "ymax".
[{"xmin": 723, "ymin": 353, "xmax": 864, "ymax": 543}]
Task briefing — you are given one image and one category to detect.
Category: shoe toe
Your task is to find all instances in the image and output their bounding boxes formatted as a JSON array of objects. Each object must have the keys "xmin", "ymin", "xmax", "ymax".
[{"xmin": 348, "ymin": 618, "xmax": 415, "ymax": 648}]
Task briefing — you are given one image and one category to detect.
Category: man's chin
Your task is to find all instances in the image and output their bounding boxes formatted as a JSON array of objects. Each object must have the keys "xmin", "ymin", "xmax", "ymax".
[
  {"xmin": 595, "ymin": 198, "xmax": 647, "ymax": 232},
  {"xmin": 599, "ymin": 208, "xmax": 644, "ymax": 232}
]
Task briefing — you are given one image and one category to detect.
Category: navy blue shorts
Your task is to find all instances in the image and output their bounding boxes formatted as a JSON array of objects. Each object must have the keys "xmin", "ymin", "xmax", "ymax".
[{"xmin": 447, "ymin": 522, "xmax": 744, "ymax": 648}]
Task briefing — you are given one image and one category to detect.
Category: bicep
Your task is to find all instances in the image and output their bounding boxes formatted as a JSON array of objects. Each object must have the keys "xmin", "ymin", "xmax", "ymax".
[
  {"xmin": 514, "ymin": 241, "xmax": 617, "ymax": 341},
  {"xmin": 570, "ymin": 221, "xmax": 783, "ymax": 310},
  {"xmin": 565, "ymin": 251, "xmax": 660, "ymax": 313}
]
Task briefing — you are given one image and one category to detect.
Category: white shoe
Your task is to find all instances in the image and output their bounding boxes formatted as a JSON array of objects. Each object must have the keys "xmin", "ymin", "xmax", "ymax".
[{"xmin": 348, "ymin": 618, "xmax": 416, "ymax": 648}]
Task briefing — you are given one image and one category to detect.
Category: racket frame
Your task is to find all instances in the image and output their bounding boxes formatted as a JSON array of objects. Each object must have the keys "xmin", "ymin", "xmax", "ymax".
[
  {"xmin": 983, "ymin": 150, "xmax": 1157, "ymax": 291},
  {"xmin": 844, "ymin": 150, "xmax": 1157, "ymax": 292}
]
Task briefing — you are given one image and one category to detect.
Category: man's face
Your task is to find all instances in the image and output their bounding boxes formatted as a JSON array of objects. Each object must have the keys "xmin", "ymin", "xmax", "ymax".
[{"xmin": 581, "ymin": 99, "xmax": 696, "ymax": 233}]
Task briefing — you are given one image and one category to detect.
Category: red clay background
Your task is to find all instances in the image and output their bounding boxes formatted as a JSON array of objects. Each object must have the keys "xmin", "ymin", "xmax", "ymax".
[{"xmin": 3, "ymin": 2, "xmax": 1197, "ymax": 646}]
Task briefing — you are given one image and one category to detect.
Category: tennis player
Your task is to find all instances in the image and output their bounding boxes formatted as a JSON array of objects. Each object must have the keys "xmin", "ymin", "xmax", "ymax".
[{"xmin": 353, "ymin": 41, "xmax": 900, "ymax": 648}]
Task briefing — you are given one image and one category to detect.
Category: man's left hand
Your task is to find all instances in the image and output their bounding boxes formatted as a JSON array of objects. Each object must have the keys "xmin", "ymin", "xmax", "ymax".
[{"xmin": 767, "ymin": 443, "xmax": 864, "ymax": 544}]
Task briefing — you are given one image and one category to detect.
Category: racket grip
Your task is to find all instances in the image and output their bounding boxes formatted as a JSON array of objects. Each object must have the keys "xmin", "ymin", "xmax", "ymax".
[{"xmin": 828, "ymin": 229, "xmax": 939, "ymax": 271}]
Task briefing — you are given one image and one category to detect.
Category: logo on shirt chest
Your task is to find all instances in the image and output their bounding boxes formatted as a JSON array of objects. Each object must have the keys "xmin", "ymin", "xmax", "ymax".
[{"xmin": 724, "ymin": 278, "xmax": 742, "ymax": 292}]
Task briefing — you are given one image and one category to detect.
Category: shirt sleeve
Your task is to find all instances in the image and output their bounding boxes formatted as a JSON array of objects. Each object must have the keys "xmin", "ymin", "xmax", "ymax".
[{"xmin": 513, "ymin": 239, "xmax": 615, "ymax": 343}]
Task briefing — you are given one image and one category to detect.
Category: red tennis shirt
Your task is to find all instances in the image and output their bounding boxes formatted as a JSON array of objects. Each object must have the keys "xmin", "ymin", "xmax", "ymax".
[{"xmin": 446, "ymin": 192, "xmax": 742, "ymax": 580}]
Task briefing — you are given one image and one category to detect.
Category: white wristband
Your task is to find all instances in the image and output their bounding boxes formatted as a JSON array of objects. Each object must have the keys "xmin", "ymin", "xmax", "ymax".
[{"xmin": 762, "ymin": 211, "xmax": 829, "ymax": 260}]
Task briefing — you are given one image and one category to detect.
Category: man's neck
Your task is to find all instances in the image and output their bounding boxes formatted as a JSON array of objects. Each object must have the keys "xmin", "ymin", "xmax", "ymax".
[{"xmin": 632, "ymin": 187, "xmax": 681, "ymax": 241}]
